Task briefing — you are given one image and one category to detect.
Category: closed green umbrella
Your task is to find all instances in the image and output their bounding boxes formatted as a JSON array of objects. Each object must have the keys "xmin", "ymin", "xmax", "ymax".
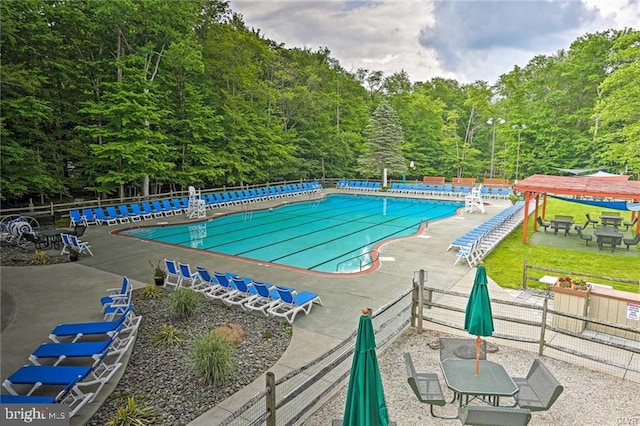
[
  {"xmin": 343, "ymin": 309, "xmax": 390, "ymax": 426},
  {"xmin": 464, "ymin": 264, "xmax": 494, "ymax": 376}
]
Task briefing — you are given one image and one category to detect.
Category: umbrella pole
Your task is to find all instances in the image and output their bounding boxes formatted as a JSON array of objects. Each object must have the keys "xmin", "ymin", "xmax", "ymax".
[{"xmin": 475, "ymin": 336, "xmax": 481, "ymax": 376}]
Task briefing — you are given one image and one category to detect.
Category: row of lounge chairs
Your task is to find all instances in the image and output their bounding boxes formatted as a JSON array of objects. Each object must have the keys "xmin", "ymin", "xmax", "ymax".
[
  {"xmin": 389, "ymin": 183, "xmax": 512, "ymax": 199},
  {"xmin": 1, "ymin": 286, "xmax": 140, "ymax": 418},
  {"xmin": 200, "ymin": 182, "xmax": 322, "ymax": 209},
  {"xmin": 449, "ymin": 201, "xmax": 527, "ymax": 267},
  {"xmin": 336, "ymin": 180, "xmax": 381, "ymax": 191},
  {"xmin": 162, "ymin": 259, "xmax": 323, "ymax": 324},
  {"xmin": 68, "ymin": 182, "xmax": 323, "ymax": 227}
]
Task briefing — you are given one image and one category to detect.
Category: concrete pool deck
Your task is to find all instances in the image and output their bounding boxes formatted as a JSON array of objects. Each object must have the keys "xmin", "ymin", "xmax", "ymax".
[{"xmin": 0, "ymin": 190, "xmax": 512, "ymax": 424}]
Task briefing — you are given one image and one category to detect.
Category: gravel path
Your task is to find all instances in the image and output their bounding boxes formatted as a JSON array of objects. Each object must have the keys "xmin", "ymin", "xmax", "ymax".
[
  {"xmin": 87, "ymin": 287, "xmax": 291, "ymax": 426},
  {"xmin": 305, "ymin": 329, "xmax": 640, "ymax": 426}
]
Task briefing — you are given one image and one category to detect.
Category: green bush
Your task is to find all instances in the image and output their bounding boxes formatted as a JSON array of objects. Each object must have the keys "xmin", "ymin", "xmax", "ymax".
[
  {"xmin": 105, "ymin": 396, "xmax": 157, "ymax": 426},
  {"xmin": 170, "ymin": 288, "xmax": 199, "ymax": 320},
  {"xmin": 151, "ymin": 324, "xmax": 185, "ymax": 345},
  {"xmin": 191, "ymin": 331, "xmax": 236, "ymax": 386},
  {"xmin": 139, "ymin": 284, "xmax": 163, "ymax": 300}
]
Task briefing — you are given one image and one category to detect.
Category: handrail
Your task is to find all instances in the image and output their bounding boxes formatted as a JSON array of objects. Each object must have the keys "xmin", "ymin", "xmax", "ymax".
[{"xmin": 335, "ymin": 249, "xmax": 379, "ymax": 272}]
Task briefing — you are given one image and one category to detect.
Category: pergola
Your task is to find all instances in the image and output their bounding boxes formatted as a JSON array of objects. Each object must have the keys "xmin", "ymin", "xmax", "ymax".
[{"xmin": 513, "ymin": 174, "xmax": 640, "ymax": 243}]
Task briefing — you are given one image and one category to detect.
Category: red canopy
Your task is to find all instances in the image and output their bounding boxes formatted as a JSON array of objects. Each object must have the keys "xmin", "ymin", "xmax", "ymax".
[{"xmin": 513, "ymin": 174, "xmax": 640, "ymax": 243}]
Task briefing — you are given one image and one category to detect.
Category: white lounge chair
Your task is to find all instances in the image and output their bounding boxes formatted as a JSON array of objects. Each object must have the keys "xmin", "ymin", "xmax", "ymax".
[
  {"xmin": 163, "ymin": 259, "xmax": 181, "ymax": 289},
  {"xmin": 267, "ymin": 287, "xmax": 322, "ymax": 324}
]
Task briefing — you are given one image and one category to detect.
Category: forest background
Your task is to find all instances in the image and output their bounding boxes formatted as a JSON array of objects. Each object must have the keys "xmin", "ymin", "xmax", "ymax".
[{"xmin": 1, "ymin": 0, "xmax": 638, "ymax": 207}]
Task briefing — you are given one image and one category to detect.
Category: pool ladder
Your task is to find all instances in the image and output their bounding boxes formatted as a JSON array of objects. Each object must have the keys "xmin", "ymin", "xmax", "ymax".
[{"xmin": 335, "ymin": 249, "xmax": 380, "ymax": 272}]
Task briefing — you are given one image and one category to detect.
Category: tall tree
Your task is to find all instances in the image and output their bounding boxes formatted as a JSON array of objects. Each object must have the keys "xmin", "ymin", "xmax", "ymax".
[
  {"xmin": 593, "ymin": 29, "xmax": 640, "ymax": 175},
  {"xmin": 358, "ymin": 101, "xmax": 407, "ymax": 178}
]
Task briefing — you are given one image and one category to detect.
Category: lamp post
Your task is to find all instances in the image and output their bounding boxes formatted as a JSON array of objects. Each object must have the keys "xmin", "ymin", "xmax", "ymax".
[
  {"xmin": 487, "ymin": 118, "xmax": 505, "ymax": 178},
  {"xmin": 512, "ymin": 124, "xmax": 526, "ymax": 182}
]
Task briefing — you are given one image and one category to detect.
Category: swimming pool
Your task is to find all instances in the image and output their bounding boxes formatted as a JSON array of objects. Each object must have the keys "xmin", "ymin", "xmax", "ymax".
[{"xmin": 123, "ymin": 194, "xmax": 462, "ymax": 273}]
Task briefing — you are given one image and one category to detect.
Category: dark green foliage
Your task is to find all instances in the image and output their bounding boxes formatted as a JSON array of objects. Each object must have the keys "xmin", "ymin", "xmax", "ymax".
[
  {"xmin": 358, "ymin": 101, "xmax": 407, "ymax": 177},
  {"xmin": 1, "ymin": 0, "xmax": 636, "ymax": 205}
]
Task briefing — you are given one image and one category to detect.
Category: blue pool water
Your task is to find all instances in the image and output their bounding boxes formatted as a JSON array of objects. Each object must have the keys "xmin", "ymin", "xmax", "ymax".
[{"xmin": 123, "ymin": 194, "xmax": 462, "ymax": 273}]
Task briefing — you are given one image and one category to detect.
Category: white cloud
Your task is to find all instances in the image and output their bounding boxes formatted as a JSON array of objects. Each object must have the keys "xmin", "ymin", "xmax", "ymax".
[{"xmin": 230, "ymin": 0, "xmax": 639, "ymax": 84}]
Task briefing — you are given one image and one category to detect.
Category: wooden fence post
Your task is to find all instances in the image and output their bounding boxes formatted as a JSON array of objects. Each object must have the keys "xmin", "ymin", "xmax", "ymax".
[
  {"xmin": 538, "ymin": 298, "xmax": 548, "ymax": 356},
  {"xmin": 522, "ymin": 258, "xmax": 528, "ymax": 289},
  {"xmin": 417, "ymin": 269, "xmax": 424, "ymax": 333},
  {"xmin": 266, "ymin": 371, "xmax": 276, "ymax": 426}
]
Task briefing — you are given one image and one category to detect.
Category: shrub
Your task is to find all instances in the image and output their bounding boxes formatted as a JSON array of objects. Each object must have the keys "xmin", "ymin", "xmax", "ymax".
[
  {"xmin": 105, "ymin": 396, "xmax": 157, "ymax": 426},
  {"xmin": 151, "ymin": 324, "xmax": 185, "ymax": 345},
  {"xmin": 139, "ymin": 284, "xmax": 163, "ymax": 300},
  {"xmin": 29, "ymin": 250, "xmax": 50, "ymax": 265},
  {"xmin": 191, "ymin": 331, "xmax": 236, "ymax": 386},
  {"xmin": 170, "ymin": 288, "xmax": 199, "ymax": 320}
]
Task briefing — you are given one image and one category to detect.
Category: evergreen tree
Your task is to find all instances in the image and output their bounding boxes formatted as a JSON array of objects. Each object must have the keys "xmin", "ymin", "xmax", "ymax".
[{"xmin": 358, "ymin": 101, "xmax": 407, "ymax": 178}]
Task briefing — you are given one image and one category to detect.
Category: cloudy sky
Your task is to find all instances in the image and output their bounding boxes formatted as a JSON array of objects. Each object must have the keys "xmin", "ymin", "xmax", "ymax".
[{"xmin": 229, "ymin": 0, "xmax": 639, "ymax": 84}]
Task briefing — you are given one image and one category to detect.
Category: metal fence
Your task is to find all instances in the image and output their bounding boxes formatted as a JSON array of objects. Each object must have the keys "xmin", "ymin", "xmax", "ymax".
[
  {"xmin": 216, "ymin": 273, "xmax": 639, "ymax": 425},
  {"xmin": 219, "ymin": 287, "xmax": 413, "ymax": 426},
  {"xmin": 418, "ymin": 285, "xmax": 640, "ymax": 381},
  {"xmin": 0, "ymin": 179, "xmax": 336, "ymax": 221}
]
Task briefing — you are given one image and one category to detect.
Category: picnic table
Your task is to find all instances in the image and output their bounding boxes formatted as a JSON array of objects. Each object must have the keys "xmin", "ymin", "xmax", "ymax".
[
  {"xmin": 440, "ymin": 359, "xmax": 518, "ymax": 407},
  {"xmin": 600, "ymin": 214, "xmax": 623, "ymax": 228},
  {"xmin": 550, "ymin": 215, "xmax": 574, "ymax": 236},
  {"xmin": 594, "ymin": 227, "xmax": 623, "ymax": 252}
]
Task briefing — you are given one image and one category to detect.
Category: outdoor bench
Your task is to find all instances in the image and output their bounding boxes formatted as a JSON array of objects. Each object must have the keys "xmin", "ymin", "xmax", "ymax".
[{"xmin": 458, "ymin": 405, "xmax": 531, "ymax": 425}]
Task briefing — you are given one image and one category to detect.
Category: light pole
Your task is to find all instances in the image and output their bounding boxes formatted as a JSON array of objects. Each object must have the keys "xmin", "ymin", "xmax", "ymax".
[
  {"xmin": 512, "ymin": 124, "xmax": 526, "ymax": 182},
  {"xmin": 487, "ymin": 118, "xmax": 505, "ymax": 178}
]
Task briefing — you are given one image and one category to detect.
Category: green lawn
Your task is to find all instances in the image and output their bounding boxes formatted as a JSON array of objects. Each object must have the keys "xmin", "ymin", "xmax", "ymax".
[{"xmin": 483, "ymin": 198, "xmax": 639, "ymax": 293}]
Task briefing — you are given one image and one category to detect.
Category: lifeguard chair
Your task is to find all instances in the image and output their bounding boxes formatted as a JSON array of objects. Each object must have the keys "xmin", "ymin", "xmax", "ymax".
[
  {"xmin": 186, "ymin": 186, "xmax": 206, "ymax": 219},
  {"xmin": 464, "ymin": 186, "xmax": 485, "ymax": 213}
]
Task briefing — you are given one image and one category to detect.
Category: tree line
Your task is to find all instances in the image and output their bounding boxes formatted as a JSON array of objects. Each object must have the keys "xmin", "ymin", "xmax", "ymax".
[{"xmin": 1, "ymin": 0, "xmax": 638, "ymax": 206}]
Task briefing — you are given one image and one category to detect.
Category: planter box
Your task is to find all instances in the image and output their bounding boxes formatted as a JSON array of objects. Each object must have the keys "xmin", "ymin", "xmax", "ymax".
[{"xmin": 551, "ymin": 285, "xmax": 590, "ymax": 333}]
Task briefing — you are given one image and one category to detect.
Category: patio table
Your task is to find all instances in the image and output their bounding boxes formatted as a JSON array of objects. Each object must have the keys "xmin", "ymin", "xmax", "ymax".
[
  {"xmin": 550, "ymin": 215, "xmax": 574, "ymax": 236},
  {"xmin": 594, "ymin": 228, "xmax": 623, "ymax": 252},
  {"xmin": 440, "ymin": 359, "xmax": 518, "ymax": 407},
  {"xmin": 37, "ymin": 229, "xmax": 64, "ymax": 250},
  {"xmin": 600, "ymin": 215, "xmax": 623, "ymax": 229}
]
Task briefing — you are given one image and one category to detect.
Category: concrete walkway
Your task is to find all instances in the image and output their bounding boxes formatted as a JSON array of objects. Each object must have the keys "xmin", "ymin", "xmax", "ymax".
[{"xmin": 0, "ymin": 191, "xmax": 514, "ymax": 424}]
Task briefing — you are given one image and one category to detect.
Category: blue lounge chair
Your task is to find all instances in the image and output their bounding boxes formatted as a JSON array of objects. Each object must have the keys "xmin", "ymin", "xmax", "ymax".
[
  {"xmin": 29, "ymin": 340, "xmax": 111, "ymax": 366},
  {"xmin": 203, "ymin": 272, "xmax": 239, "ymax": 301},
  {"xmin": 266, "ymin": 287, "xmax": 322, "ymax": 324},
  {"xmin": 100, "ymin": 276, "xmax": 130, "ymax": 308},
  {"xmin": 69, "ymin": 234, "xmax": 92, "ymax": 256},
  {"xmin": 152, "ymin": 200, "xmax": 173, "ymax": 216},
  {"xmin": 49, "ymin": 306, "xmax": 139, "ymax": 343},
  {"xmin": 105, "ymin": 206, "xmax": 128, "ymax": 224},
  {"xmin": 177, "ymin": 262, "xmax": 203, "ymax": 290},
  {"xmin": 130, "ymin": 203, "xmax": 153, "ymax": 220},
  {"xmin": 69, "ymin": 210, "xmax": 87, "ymax": 227},
  {"xmin": 81, "ymin": 208, "xmax": 99, "ymax": 226},
  {"xmin": 163, "ymin": 258, "xmax": 181, "ymax": 289},
  {"xmin": 29, "ymin": 332, "xmax": 135, "ymax": 367},
  {"xmin": 92, "ymin": 207, "xmax": 118, "ymax": 226},
  {"xmin": 3, "ymin": 363, "xmax": 122, "ymax": 410},
  {"xmin": 244, "ymin": 281, "xmax": 284, "ymax": 315},
  {"xmin": 172, "ymin": 198, "xmax": 187, "ymax": 213},
  {"xmin": 195, "ymin": 266, "xmax": 221, "ymax": 293},
  {"xmin": 140, "ymin": 201, "xmax": 162, "ymax": 218},
  {"xmin": 118, "ymin": 205, "xmax": 140, "ymax": 222},
  {"xmin": 214, "ymin": 193, "xmax": 228, "ymax": 207},
  {"xmin": 162, "ymin": 199, "xmax": 179, "ymax": 215},
  {"xmin": 222, "ymin": 277, "xmax": 258, "ymax": 308}
]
